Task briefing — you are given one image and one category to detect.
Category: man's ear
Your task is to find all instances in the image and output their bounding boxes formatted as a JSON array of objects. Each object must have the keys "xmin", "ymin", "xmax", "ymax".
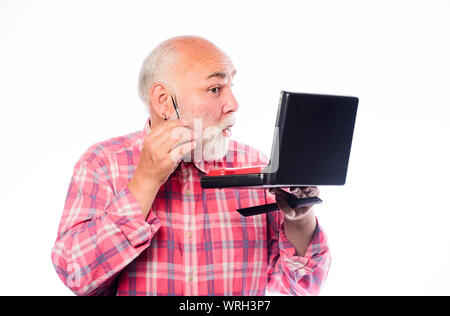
[{"xmin": 149, "ymin": 82, "xmax": 170, "ymax": 121}]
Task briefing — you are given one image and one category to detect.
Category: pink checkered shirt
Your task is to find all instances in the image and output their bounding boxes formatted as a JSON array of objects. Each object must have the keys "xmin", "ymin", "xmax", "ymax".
[{"xmin": 51, "ymin": 119, "xmax": 331, "ymax": 296}]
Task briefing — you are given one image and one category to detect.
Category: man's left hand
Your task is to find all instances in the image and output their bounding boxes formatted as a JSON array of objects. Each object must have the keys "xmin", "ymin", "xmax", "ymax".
[{"xmin": 269, "ymin": 186, "xmax": 320, "ymax": 222}]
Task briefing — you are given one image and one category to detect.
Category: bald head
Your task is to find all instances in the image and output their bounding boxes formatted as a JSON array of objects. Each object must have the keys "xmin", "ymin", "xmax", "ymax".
[
  {"xmin": 138, "ymin": 36, "xmax": 232, "ymax": 108},
  {"xmin": 166, "ymin": 35, "xmax": 223, "ymax": 56}
]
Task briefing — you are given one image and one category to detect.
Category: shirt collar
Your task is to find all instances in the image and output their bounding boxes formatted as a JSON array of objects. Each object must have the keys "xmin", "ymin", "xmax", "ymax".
[{"xmin": 139, "ymin": 118, "xmax": 222, "ymax": 175}]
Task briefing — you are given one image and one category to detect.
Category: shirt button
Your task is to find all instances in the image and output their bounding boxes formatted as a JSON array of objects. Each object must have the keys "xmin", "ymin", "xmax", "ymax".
[
  {"xmin": 187, "ymin": 232, "xmax": 192, "ymax": 240},
  {"xmin": 185, "ymin": 190, "xmax": 191, "ymax": 197},
  {"xmin": 188, "ymin": 275, "xmax": 194, "ymax": 282}
]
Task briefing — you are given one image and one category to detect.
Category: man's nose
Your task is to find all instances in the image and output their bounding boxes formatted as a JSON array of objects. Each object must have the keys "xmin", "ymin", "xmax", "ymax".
[{"xmin": 222, "ymin": 89, "xmax": 239, "ymax": 114}]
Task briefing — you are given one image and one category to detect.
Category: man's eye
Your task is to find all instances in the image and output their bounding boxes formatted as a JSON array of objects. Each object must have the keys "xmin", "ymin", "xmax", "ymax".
[{"xmin": 209, "ymin": 87, "xmax": 220, "ymax": 94}]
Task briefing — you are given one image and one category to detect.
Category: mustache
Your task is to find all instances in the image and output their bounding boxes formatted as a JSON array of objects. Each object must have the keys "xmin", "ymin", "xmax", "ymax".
[
  {"xmin": 217, "ymin": 114, "xmax": 236, "ymax": 130},
  {"xmin": 197, "ymin": 114, "xmax": 236, "ymax": 142}
]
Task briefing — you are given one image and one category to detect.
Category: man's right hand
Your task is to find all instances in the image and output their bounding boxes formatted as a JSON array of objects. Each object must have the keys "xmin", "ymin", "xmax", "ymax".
[
  {"xmin": 128, "ymin": 119, "xmax": 196, "ymax": 218},
  {"xmin": 139, "ymin": 119, "xmax": 196, "ymax": 185}
]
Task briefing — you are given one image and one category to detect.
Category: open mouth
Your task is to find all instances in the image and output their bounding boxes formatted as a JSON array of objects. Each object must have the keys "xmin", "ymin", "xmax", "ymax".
[{"xmin": 222, "ymin": 125, "xmax": 233, "ymax": 137}]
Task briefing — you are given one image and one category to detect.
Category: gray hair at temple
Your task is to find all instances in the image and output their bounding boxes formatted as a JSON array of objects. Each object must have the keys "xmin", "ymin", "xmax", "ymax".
[{"xmin": 137, "ymin": 39, "xmax": 179, "ymax": 110}]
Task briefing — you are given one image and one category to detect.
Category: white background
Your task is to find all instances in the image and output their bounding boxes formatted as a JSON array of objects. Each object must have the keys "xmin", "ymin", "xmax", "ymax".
[{"xmin": 1, "ymin": 0, "xmax": 449, "ymax": 296}]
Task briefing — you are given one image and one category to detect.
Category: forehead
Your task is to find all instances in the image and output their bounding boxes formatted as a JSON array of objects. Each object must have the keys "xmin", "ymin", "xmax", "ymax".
[
  {"xmin": 200, "ymin": 54, "xmax": 236, "ymax": 78},
  {"xmin": 177, "ymin": 48, "xmax": 236, "ymax": 81}
]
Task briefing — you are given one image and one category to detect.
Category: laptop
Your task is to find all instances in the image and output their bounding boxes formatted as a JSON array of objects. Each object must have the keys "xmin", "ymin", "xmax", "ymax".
[{"xmin": 200, "ymin": 91, "xmax": 359, "ymax": 216}]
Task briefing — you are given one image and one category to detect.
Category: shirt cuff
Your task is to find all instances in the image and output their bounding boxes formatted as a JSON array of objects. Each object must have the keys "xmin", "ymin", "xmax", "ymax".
[
  {"xmin": 278, "ymin": 217, "xmax": 326, "ymax": 281},
  {"xmin": 104, "ymin": 186, "xmax": 160, "ymax": 248}
]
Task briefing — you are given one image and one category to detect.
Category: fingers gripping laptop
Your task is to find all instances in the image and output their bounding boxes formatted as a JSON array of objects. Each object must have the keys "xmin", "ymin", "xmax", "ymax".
[{"xmin": 200, "ymin": 91, "xmax": 359, "ymax": 216}]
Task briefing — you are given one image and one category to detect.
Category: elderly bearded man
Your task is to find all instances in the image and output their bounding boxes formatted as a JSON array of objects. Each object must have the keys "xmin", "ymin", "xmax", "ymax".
[{"xmin": 51, "ymin": 36, "xmax": 331, "ymax": 296}]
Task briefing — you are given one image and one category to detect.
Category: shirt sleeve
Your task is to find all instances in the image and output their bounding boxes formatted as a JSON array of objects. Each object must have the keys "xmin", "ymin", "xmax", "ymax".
[
  {"xmin": 265, "ymin": 191, "xmax": 331, "ymax": 295},
  {"xmin": 51, "ymin": 155, "xmax": 161, "ymax": 296}
]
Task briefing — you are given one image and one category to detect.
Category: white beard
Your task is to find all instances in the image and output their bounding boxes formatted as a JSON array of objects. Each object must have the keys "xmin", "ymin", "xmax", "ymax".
[
  {"xmin": 201, "ymin": 131, "xmax": 230, "ymax": 162},
  {"xmin": 181, "ymin": 129, "xmax": 229, "ymax": 163},
  {"xmin": 182, "ymin": 115, "xmax": 235, "ymax": 162}
]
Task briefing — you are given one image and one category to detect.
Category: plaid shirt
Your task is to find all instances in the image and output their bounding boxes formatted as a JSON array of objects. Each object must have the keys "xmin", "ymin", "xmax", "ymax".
[{"xmin": 51, "ymin": 119, "xmax": 331, "ymax": 296}]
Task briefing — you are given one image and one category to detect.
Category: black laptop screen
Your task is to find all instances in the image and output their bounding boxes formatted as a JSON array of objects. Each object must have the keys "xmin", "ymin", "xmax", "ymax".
[{"xmin": 267, "ymin": 92, "xmax": 358, "ymax": 186}]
